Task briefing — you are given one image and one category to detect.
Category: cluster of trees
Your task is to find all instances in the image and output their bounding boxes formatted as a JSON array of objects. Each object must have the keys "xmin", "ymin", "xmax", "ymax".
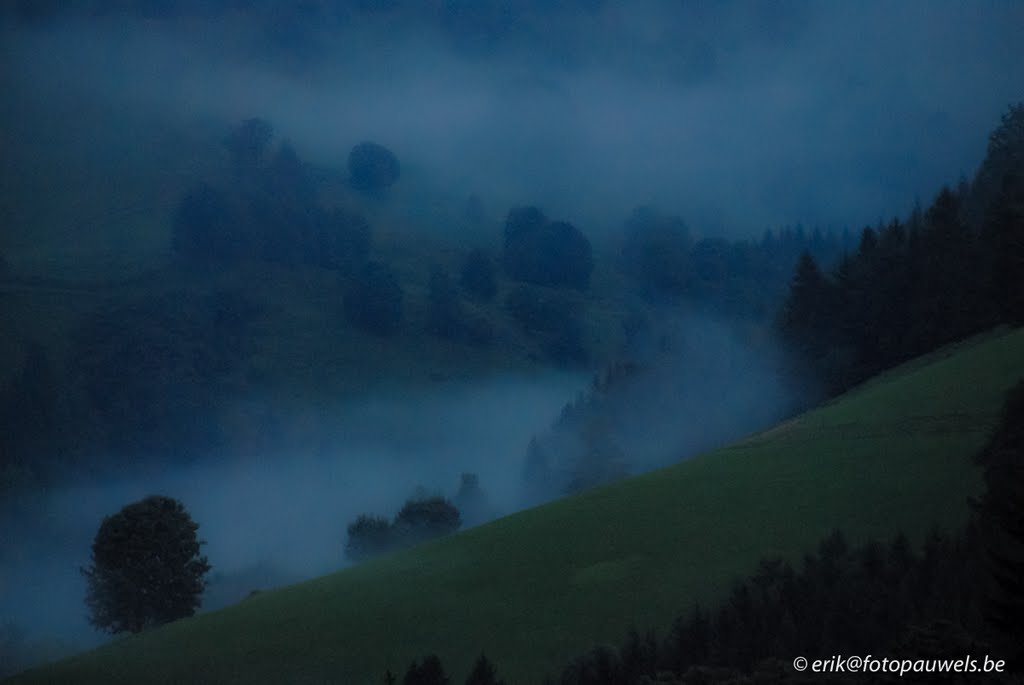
[
  {"xmin": 503, "ymin": 207, "xmax": 593, "ymax": 290},
  {"xmin": 346, "ymin": 495, "xmax": 462, "ymax": 563},
  {"xmin": 383, "ymin": 652, "xmax": 506, "ymax": 685},
  {"xmin": 779, "ymin": 104, "xmax": 1024, "ymax": 395},
  {"xmin": 620, "ymin": 206, "xmax": 854, "ymax": 321},
  {"xmin": 549, "ymin": 381, "xmax": 1024, "ymax": 684},
  {"xmin": 174, "ymin": 118, "xmax": 374, "ymax": 275},
  {"xmin": 2, "ymin": 288, "xmax": 264, "ymax": 489},
  {"xmin": 66, "ymin": 290, "xmax": 261, "ymax": 461},
  {"xmin": 523, "ymin": 362, "xmax": 639, "ymax": 500}
]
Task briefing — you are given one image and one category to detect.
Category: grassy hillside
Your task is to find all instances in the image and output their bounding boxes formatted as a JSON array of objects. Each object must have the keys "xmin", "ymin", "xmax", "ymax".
[{"xmin": 8, "ymin": 327, "xmax": 1024, "ymax": 685}]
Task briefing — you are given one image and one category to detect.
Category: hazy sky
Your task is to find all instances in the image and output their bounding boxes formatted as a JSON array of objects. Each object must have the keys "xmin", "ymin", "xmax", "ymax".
[{"xmin": 3, "ymin": 1, "xmax": 1023, "ymax": 243}]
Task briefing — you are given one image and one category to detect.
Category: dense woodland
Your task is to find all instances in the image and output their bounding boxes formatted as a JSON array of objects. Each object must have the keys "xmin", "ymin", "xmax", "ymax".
[{"xmin": 777, "ymin": 104, "xmax": 1024, "ymax": 396}]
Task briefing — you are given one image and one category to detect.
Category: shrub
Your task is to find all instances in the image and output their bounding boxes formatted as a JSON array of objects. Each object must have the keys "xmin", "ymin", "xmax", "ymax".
[
  {"xmin": 344, "ymin": 261, "xmax": 404, "ymax": 335},
  {"xmin": 349, "ymin": 141, "xmax": 400, "ymax": 194},
  {"xmin": 82, "ymin": 495, "xmax": 211, "ymax": 634},
  {"xmin": 345, "ymin": 514, "xmax": 394, "ymax": 562},
  {"xmin": 502, "ymin": 207, "xmax": 593, "ymax": 289},
  {"xmin": 460, "ymin": 248, "xmax": 498, "ymax": 301},
  {"xmin": 393, "ymin": 496, "xmax": 461, "ymax": 545}
]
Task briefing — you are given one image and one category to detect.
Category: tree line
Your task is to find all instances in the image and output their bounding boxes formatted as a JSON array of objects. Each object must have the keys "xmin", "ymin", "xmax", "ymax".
[{"xmin": 779, "ymin": 104, "xmax": 1024, "ymax": 396}]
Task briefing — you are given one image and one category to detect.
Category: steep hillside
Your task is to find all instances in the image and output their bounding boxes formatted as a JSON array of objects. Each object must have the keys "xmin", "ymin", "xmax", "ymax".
[{"xmin": 8, "ymin": 327, "xmax": 1024, "ymax": 684}]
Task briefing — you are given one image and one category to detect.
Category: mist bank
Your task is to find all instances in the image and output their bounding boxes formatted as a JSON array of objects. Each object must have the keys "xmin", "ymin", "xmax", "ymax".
[
  {"xmin": 4, "ymin": 2, "xmax": 1023, "ymax": 245},
  {"xmin": 0, "ymin": 309, "xmax": 797, "ymax": 675}
]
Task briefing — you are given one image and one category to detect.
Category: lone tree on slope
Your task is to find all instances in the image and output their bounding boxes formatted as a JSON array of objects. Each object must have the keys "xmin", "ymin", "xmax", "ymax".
[{"xmin": 82, "ymin": 495, "xmax": 211, "ymax": 634}]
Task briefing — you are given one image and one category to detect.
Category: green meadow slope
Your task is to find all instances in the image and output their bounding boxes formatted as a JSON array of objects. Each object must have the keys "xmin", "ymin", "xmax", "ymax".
[{"xmin": 9, "ymin": 327, "xmax": 1024, "ymax": 685}]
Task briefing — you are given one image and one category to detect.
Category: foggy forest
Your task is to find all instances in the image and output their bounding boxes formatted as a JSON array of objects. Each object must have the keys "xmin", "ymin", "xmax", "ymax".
[{"xmin": 1, "ymin": 2, "xmax": 1022, "ymax": 683}]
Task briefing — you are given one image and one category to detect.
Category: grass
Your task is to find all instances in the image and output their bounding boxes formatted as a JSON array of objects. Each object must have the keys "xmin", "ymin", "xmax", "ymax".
[{"xmin": 8, "ymin": 326, "xmax": 1024, "ymax": 685}]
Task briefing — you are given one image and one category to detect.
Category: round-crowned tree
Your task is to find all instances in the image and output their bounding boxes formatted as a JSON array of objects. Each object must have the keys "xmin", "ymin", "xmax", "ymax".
[
  {"xmin": 348, "ymin": 141, "xmax": 400, "ymax": 194},
  {"xmin": 393, "ymin": 496, "xmax": 461, "ymax": 546},
  {"xmin": 82, "ymin": 495, "xmax": 211, "ymax": 634}
]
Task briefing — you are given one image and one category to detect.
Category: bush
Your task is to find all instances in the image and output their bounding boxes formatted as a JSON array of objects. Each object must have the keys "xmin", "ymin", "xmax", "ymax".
[
  {"xmin": 345, "ymin": 514, "xmax": 394, "ymax": 562},
  {"xmin": 393, "ymin": 496, "xmax": 461, "ymax": 545},
  {"xmin": 460, "ymin": 248, "xmax": 498, "ymax": 301},
  {"xmin": 344, "ymin": 261, "xmax": 404, "ymax": 335},
  {"xmin": 502, "ymin": 207, "xmax": 593, "ymax": 289},
  {"xmin": 349, "ymin": 141, "xmax": 400, "ymax": 194},
  {"xmin": 82, "ymin": 495, "xmax": 211, "ymax": 634}
]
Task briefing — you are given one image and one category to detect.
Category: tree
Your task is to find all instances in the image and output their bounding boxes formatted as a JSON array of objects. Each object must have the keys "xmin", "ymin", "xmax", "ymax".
[
  {"xmin": 502, "ymin": 207, "xmax": 593, "ymax": 290},
  {"xmin": 345, "ymin": 514, "xmax": 394, "ymax": 562},
  {"xmin": 349, "ymin": 141, "xmax": 401, "ymax": 195},
  {"xmin": 465, "ymin": 653, "xmax": 505, "ymax": 685},
  {"xmin": 973, "ymin": 381, "xmax": 1024, "ymax": 667},
  {"xmin": 403, "ymin": 654, "xmax": 448, "ymax": 685},
  {"xmin": 82, "ymin": 495, "xmax": 211, "ymax": 634},
  {"xmin": 393, "ymin": 496, "xmax": 461, "ymax": 545}
]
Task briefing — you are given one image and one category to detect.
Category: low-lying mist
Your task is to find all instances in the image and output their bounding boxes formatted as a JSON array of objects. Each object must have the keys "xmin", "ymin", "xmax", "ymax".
[
  {"xmin": 0, "ymin": 311, "xmax": 795, "ymax": 673},
  {"xmin": 0, "ymin": 374, "xmax": 584, "ymax": 660}
]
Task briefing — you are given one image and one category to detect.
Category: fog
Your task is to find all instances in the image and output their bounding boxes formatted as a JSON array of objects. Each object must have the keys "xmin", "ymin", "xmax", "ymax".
[
  {"xmin": 1, "ymin": 0, "xmax": 1021, "ymax": 676},
  {"xmin": 3, "ymin": 1, "xmax": 1023, "ymax": 246},
  {"xmin": 1, "ymin": 374, "xmax": 585, "ymax": 657}
]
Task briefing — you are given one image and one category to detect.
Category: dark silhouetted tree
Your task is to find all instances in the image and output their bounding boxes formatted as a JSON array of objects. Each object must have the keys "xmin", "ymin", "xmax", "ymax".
[
  {"xmin": 393, "ymin": 496, "xmax": 461, "ymax": 546},
  {"xmin": 82, "ymin": 495, "xmax": 210, "ymax": 634},
  {"xmin": 465, "ymin": 653, "xmax": 505, "ymax": 685},
  {"xmin": 983, "ymin": 173, "xmax": 1024, "ymax": 325},
  {"xmin": 403, "ymin": 654, "xmax": 448, "ymax": 685},
  {"xmin": 345, "ymin": 261, "xmax": 404, "ymax": 335},
  {"xmin": 973, "ymin": 381, "xmax": 1024, "ymax": 668},
  {"xmin": 345, "ymin": 514, "xmax": 394, "ymax": 562},
  {"xmin": 349, "ymin": 141, "xmax": 400, "ymax": 194},
  {"xmin": 502, "ymin": 207, "xmax": 593, "ymax": 289},
  {"xmin": 453, "ymin": 472, "xmax": 494, "ymax": 526}
]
